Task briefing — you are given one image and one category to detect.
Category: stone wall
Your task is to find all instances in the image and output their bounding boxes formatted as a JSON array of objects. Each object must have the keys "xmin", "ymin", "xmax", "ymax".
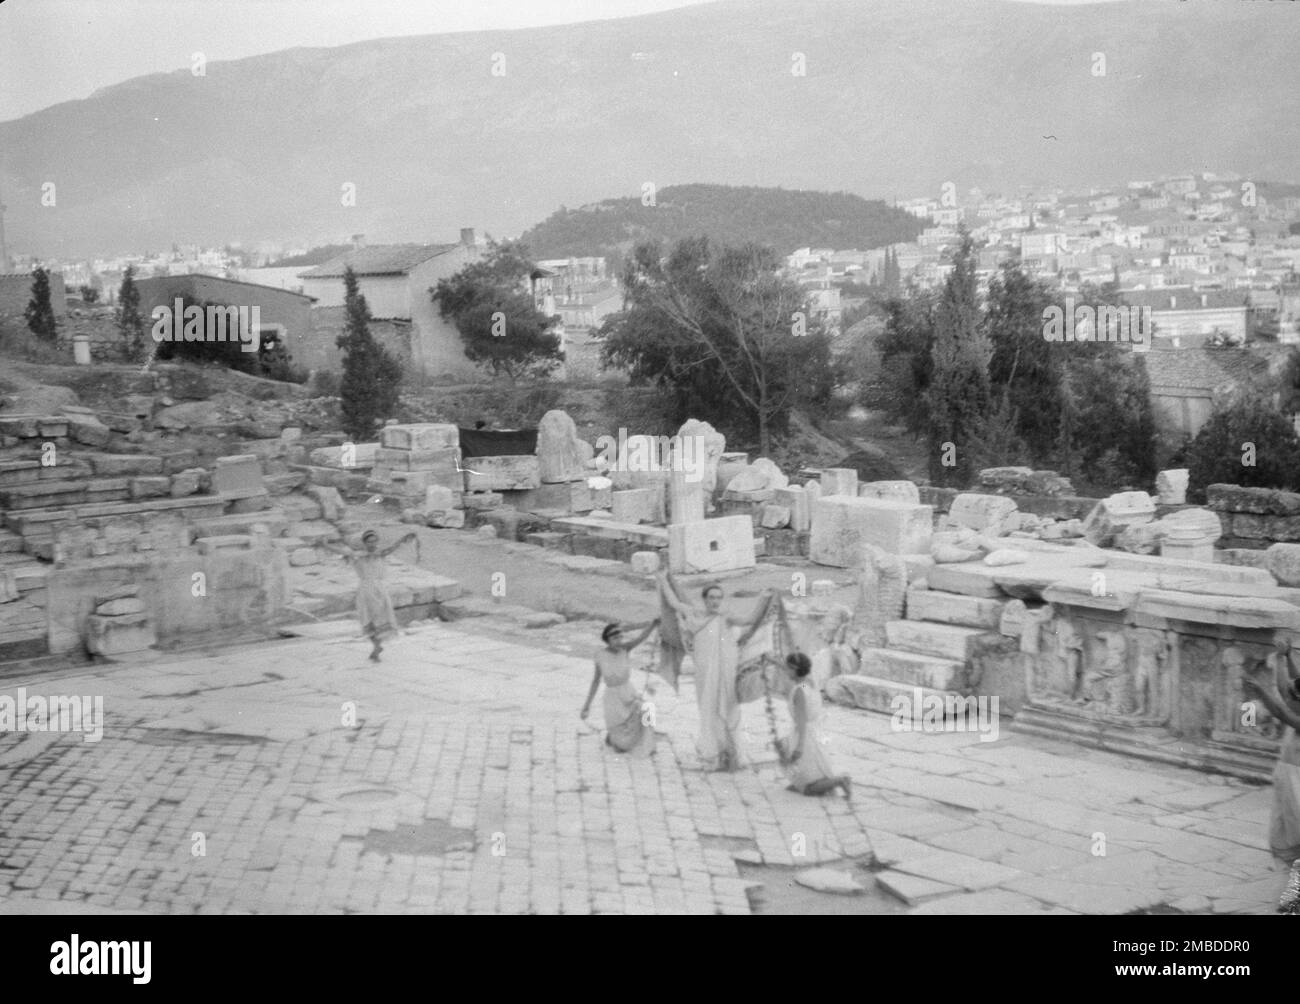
[
  {"xmin": 1206, "ymin": 484, "xmax": 1300, "ymax": 549},
  {"xmin": 46, "ymin": 547, "xmax": 289, "ymax": 655},
  {"xmin": 0, "ymin": 272, "xmax": 68, "ymax": 323}
]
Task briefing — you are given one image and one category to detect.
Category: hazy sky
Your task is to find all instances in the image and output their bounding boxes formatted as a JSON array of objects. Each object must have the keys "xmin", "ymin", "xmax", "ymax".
[{"xmin": 0, "ymin": 0, "xmax": 1131, "ymax": 123}]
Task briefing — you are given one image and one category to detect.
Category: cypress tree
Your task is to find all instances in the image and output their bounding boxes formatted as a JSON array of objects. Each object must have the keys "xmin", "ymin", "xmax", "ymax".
[
  {"xmin": 337, "ymin": 267, "xmax": 402, "ymax": 441},
  {"xmin": 24, "ymin": 267, "xmax": 58, "ymax": 342},
  {"xmin": 116, "ymin": 265, "xmax": 145, "ymax": 361}
]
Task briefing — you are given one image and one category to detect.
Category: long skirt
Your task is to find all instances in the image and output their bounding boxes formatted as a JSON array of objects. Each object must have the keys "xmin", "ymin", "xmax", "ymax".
[
  {"xmin": 604, "ymin": 682, "xmax": 655, "ymax": 756},
  {"xmin": 1271, "ymin": 728, "xmax": 1300, "ymax": 862},
  {"xmin": 356, "ymin": 581, "xmax": 399, "ymax": 636}
]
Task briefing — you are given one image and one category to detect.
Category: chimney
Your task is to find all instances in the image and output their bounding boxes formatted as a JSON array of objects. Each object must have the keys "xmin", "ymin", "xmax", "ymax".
[{"xmin": 460, "ymin": 228, "xmax": 476, "ymax": 247}]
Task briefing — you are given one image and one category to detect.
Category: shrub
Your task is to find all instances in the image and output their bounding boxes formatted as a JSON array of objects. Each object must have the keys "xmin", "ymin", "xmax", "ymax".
[{"xmin": 1185, "ymin": 396, "xmax": 1300, "ymax": 502}]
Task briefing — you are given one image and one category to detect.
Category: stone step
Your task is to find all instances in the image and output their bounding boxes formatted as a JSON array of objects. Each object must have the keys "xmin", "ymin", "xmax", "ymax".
[
  {"xmin": 825, "ymin": 673, "xmax": 956, "ymax": 715},
  {"xmin": 549, "ymin": 516, "xmax": 668, "ymax": 548},
  {"xmin": 191, "ymin": 512, "xmax": 291, "ymax": 540},
  {"xmin": 0, "ymin": 477, "xmax": 135, "ymax": 510},
  {"xmin": 905, "ymin": 587, "xmax": 1005, "ymax": 629},
  {"xmin": 857, "ymin": 646, "xmax": 968, "ymax": 690},
  {"xmin": 0, "ymin": 530, "xmax": 22, "ymax": 554},
  {"xmin": 884, "ymin": 619, "xmax": 992, "ymax": 661},
  {"xmin": 4, "ymin": 495, "xmax": 227, "ymax": 536}
]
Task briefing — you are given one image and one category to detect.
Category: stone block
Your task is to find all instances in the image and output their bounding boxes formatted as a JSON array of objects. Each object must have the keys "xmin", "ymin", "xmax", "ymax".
[
  {"xmin": 1206, "ymin": 483, "xmax": 1300, "ymax": 516},
  {"xmin": 760, "ymin": 504, "xmax": 791, "ymax": 529},
  {"xmin": 608, "ymin": 488, "xmax": 653, "ymax": 524},
  {"xmin": 772, "ymin": 485, "xmax": 811, "ymax": 533},
  {"xmin": 1266, "ymin": 543, "xmax": 1300, "ymax": 586},
  {"xmin": 947, "ymin": 493, "xmax": 1019, "ymax": 536},
  {"xmin": 1160, "ymin": 539, "xmax": 1214, "ymax": 563},
  {"xmin": 1156, "ymin": 469, "xmax": 1189, "ymax": 506},
  {"xmin": 715, "ymin": 452, "xmax": 750, "ymax": 493},
  {"xmin": 289, "ymin": 548, "xmax": 319, "ymax": 567},
  {"xmin": 425, "ymin": 485, "xmax": 458, "ymax": 510},
  {"xmin": 1082, "ymin": 491, "xmax": 1156, "ymax": 547},
  {"xmin": 89, "ymin": 454, "xmax": 164, "ymax": 477},
  {"xmin": 809, "ymin": 496, "xmax": 933, "ymax": 566},
  {"xmin": 67, "ymin": 415, "xmax": 111, "ymax": 447},
  {"xmin": 374, "ymin": 446, "xmax": 460, "ymax": 472},
  {"xmin": 227, "ymin": 494, "xmax": 271, "ymax": 514},
  {"xmin": 667, "ymin": 515, "xmax": 756, "ymax": 574},
  {"xmin": 758, "ymin": 528, "xmax": 801, "ymax": 556},
  {"xmin": 305, "ymin": 485, "xmax": 345, "ymax": 521},
  {"xmin": 587, "ymin": 477, "xmax": 612, "ymax": 511},
  {"xmin": 462, "ymin": 454, "xmax": 540, "ymax": 491},
  {"xmin": 538, "ymin": 480, "xmax": 594, "ymax": 513},
  {"xmin": 129, "ymin": 476, "xmax": 171, "ymax": 500},
  {"xmin": 380, "ymin": 423, "xmax": 459, "ymax": 452},
  {"xmin": 525, "ymin": 531, "xmax": 571, "ymax": 550},
  {"xmin": 463, "ymin": 493, "xmax": 504, "ymax": 511},
  {"xmin": 213, "ymin": 455, "xmax": 264, "ymax": 499},
  {"xmin": 820, "ymin": 468, "xmax": 858, "ymax": 497},
  {"xmin": 308, "ymin": 443, "xmax": 379, "ymax": 469},
  {"xmin": 86, "ymin": 611, "xmax": 156, "ymax": 656},
  {"xmin": 281, "ymin": 427, "xmax": 302, "ymax": 444},
  {"xmin": 169, "ymin": 470, "xmax": 200, "ymax": 498},
  {"xmin": 859, "ymin": 480, "xmax": 920, "ymax": 504}
]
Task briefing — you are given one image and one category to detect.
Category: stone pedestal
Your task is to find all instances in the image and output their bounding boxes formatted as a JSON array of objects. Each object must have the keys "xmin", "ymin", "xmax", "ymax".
[
  {"xmin": 810, "ymin": 496, "xmax": 933, "ymax": 566},
  {"xmin": 667, "ymin": 516, "xmax": 756, "ymax": 574}
]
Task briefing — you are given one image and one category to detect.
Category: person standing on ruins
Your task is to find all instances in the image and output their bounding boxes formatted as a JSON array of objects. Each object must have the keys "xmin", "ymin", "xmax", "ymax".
[
  {"xmin": 657, "ymin": 570, "xmax": 774, "ymax": 772},
  {"xmin": 324, "ymin": 528, "xmax": 418, "ymax": 662}
]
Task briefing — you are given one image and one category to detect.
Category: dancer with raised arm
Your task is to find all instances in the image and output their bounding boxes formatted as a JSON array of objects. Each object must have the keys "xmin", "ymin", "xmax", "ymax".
[
  {"xmin": 581, "ymin": 620, "xmax": 660, "ymax": 755},
  {"xmin": 656, "ymin": 569, "xmax": 773, "ymax": 772},
  {"xmin": 323, "ymin": 528, "xmax": 418, "ymax": 663}
]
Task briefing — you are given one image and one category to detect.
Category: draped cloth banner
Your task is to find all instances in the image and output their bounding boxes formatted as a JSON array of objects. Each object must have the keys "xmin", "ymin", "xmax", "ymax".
[{"xmin": 458, "ymin": 428, "xmax": 538, "ymax": 458}]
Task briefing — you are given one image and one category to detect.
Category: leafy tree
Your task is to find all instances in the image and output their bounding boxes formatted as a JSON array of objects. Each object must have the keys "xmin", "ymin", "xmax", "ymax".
[
  {"xmin": 985, "ymin": 262, "xmax": 1063, "ymax": 464},
  {"xmin": 77, "ymin": 284, "xmax": 100, "ymax": 304},
  {"xmin": 925, "ymin": 231, "xmax": 991, "ymax": 486},
  {"xmin": 338, "ymin": 267, "xmax": 402, "ymax": 441},
  {"xmin": 1185, "ymin": 396, "xmax": 1300, "ymax": 501},
  {"xmin": 1054, "ymin": 281, "xmax": 1158, "ymax": 493},
  {"xmin": 116, "ymin": 265, "xmax": 146, "ymax": 361},
  {"xmin": 599, "ymin": 236, "xmax": 835, "ymax": 453},
  {"xmin": 431, "ymin": 240, "xmax": 562, "ymax": 382},
  {"xmin": 875, "ymin": 287, "xmax": 936, "ymax": 435},
  {"xmin": 24, "ymin": 267, "xmax": 58, "ymax": 342}
]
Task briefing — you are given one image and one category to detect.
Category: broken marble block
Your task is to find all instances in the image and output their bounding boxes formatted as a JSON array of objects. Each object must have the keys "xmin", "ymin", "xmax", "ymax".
[
  {"xmin": 724, "ymin": 458, "xmax": 789, "ymax": 498},
  {"xmin": 809, "ymin": 496, "xmax": 933, "ymax": 566},
  {"xmin": 1082, "ymin": 491, "xmax": 1156, "ymax": 547},
  {"xmin": 587, "ymin": 476, "xmax": 612, "ymax": 511},
  {"xmin": 667, "ymin": 516, "xmax": 756, "ymax": 574},
  {"xmin": 820, "ymin": 468, "xmax": 858, "ymax": 497},
  {"xmin": 463, "ymin": 454, "xmax": 540, "ymax": 492},
  {"xmin": 536, "ymin": 410, "xmax": 587, "ymax": 483},
  {"xmin": 858, "ymin": 480, "xmax": 920, "ymax": 505},
  {"xmin": 1266, "ymin": 543, "xmax": 1300, "ymax": 587},
  {"xmin": 1156, "ymin": 469, "xmax": 1190, "ymax": 506},
  {"xmin": 946, "ymin": 493, "xmax": 1019, "ymax": 537},
  {"xmin": 1157, "ymin": 507, "xmax": 1221, "ymax": 563}
]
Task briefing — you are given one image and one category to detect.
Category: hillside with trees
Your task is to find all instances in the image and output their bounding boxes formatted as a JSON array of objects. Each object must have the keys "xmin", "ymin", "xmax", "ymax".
[{"xmin": 520, "ymin": 184, "xmax": 922, "ymax": 261}]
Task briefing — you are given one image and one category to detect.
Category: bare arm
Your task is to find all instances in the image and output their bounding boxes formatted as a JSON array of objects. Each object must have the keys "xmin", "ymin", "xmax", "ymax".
[
  {"xmin": 380, "ymin": 532, "xmax": 418, "ymax": 558},
  {"xmin": 619, "ymin": 620, "xmax": 659, "ymax": 652},
  {"xmin": 580, "ymin": 665, "xmax": 602, "ymax": 719},
  {"xmin": 656, "ymin": 571, "xmax": 692, "ymax": 616}
]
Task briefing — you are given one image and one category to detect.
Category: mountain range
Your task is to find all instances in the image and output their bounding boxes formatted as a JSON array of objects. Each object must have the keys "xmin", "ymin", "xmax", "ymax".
[{"xmin": 2, "ymin": 0, "xmax": 1298, "ymax": 258}]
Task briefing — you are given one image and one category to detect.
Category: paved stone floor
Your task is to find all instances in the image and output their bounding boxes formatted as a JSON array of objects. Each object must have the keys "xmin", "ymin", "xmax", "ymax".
[{"xmin": 0, "ymin": 617, "xmax": 1289, "ymax": 915}]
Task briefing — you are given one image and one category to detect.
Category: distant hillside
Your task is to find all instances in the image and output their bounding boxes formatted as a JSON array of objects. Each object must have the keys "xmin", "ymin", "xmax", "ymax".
[
  {"xmin": 3, "ymin": 0, "xmax": 1299, "ymax": 257},
  {"xmin": 518, "ymin": 184, "xmax": 921, "ymax": 258}
]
